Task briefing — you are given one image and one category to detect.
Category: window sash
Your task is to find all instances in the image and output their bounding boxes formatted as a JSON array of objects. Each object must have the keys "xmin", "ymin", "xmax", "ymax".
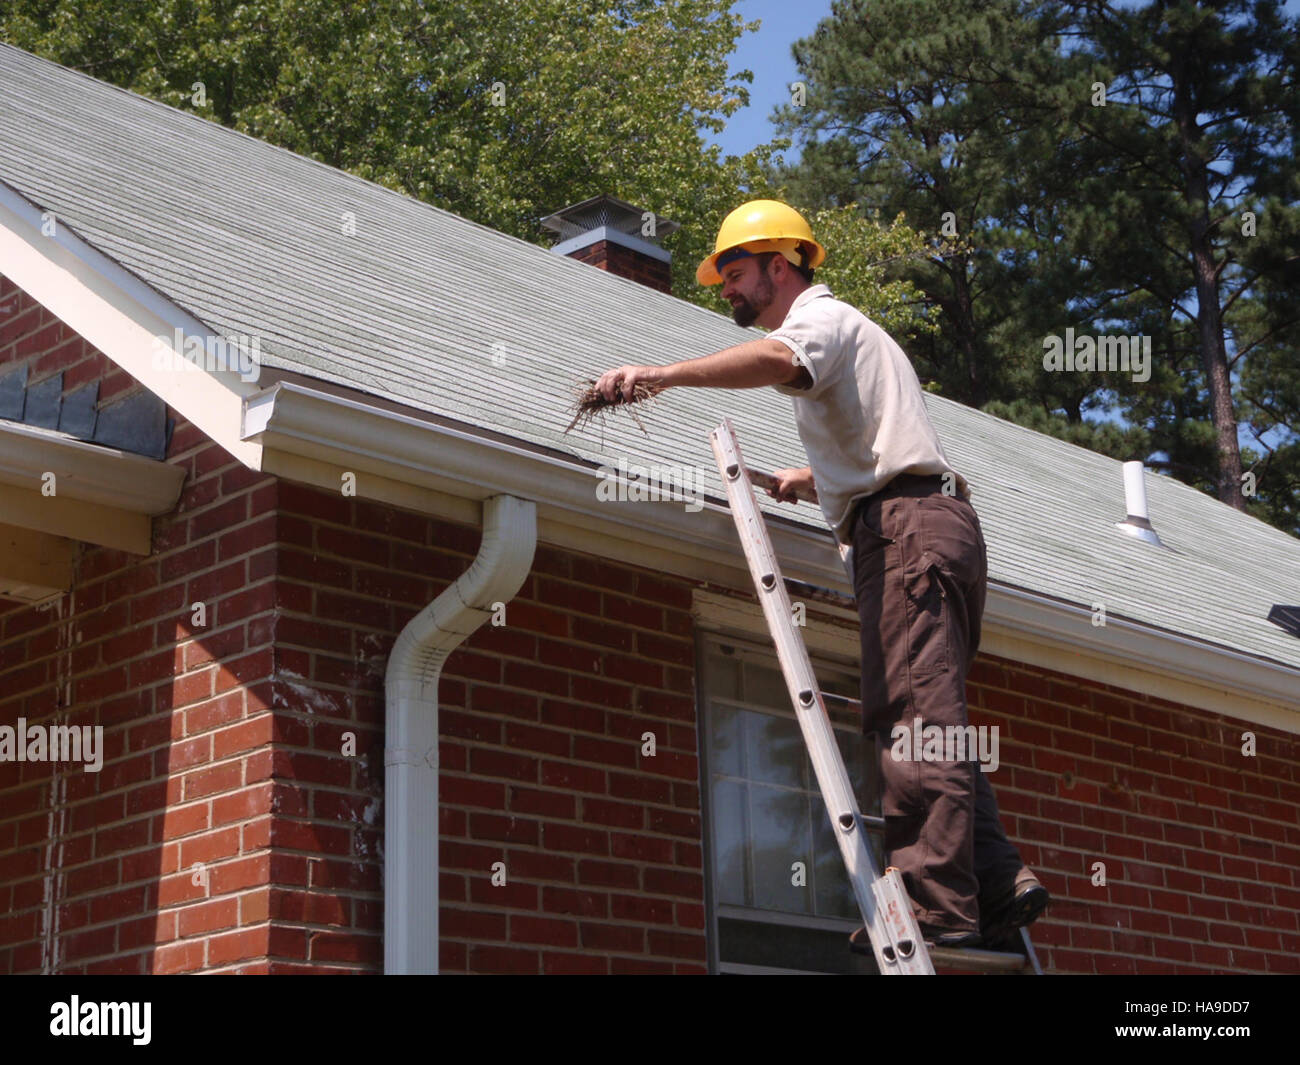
[{"xmin": 697, "ymin": 632, "xmax": 882, "ymax": 974}]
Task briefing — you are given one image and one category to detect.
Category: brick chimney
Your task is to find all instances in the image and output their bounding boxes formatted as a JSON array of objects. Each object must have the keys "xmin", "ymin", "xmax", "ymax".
[{"xmin": 540, "ymin": 195, "xmax": 679, "ymax": 295}]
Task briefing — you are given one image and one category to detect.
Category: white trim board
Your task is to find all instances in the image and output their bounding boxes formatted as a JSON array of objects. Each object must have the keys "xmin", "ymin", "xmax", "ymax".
[
  {"xmin": 0, "ymin": 179, "xmax": 262, "ymax": 468},
  {"xmin": 241, "ymin": 380, "xmax": 1300, "ymax": 730},
  {"xmin": 0, "ymin": 420, "xmax": 184, "ymax": 554}
]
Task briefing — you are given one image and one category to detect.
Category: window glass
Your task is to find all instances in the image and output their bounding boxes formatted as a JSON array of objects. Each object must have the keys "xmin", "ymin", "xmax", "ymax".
[{"xmin": 702, "ymin": 637, "xmax": 882, "ymax": 973}]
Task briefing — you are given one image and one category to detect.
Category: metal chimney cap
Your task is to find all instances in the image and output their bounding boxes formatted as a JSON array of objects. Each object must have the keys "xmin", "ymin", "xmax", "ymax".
[{"xmin": 539, "ymin": 194, "xmax": 680, "ymax": 245}]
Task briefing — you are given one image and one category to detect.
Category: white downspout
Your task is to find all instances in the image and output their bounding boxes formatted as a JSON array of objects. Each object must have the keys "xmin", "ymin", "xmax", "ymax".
[{"xmin": 384, "ymin": 494, "xmax": 537, "ymax": 974}]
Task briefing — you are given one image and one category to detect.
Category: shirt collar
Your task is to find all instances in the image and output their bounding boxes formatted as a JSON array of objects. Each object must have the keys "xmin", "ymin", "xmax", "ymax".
[{"xmin": 787, "ymin": 283, "xmax": 832, "ymax": 314}]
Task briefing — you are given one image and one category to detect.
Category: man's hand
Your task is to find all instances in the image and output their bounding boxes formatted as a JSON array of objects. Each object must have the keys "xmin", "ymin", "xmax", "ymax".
[
  {"xmin": 594, "ymin": 365, "xmax": 668, "ymax": 403},
  {"xmin": 768, "ymin": 467, "xmax": 817, "ymax": 504}
]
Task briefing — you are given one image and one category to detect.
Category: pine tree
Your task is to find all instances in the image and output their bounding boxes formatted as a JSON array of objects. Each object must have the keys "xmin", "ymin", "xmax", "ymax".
[{"xmin": 1065, "ymin": 0, "xmax": 1300, "ymax": 516}]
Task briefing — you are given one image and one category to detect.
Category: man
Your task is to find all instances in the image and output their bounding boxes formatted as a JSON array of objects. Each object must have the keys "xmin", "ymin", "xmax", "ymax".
[{"xmin": 594, "ymin": 199, "xmax": 1048, "ymax": 950}]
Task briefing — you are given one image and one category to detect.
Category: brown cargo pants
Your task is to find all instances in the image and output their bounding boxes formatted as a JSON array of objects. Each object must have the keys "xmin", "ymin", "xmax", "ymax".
[{"xmin": 850, "ymin": 475, "xmax": 1024, "ymax": 933}]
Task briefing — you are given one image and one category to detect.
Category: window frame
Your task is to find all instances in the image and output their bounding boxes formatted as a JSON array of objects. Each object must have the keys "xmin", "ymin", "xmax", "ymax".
[{"xmin": 694, "ymin": 621, "xmax": 881, "ymax": 975}]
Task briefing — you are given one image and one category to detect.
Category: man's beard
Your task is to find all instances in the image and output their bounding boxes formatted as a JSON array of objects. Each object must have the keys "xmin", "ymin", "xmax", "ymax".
[{"xmin": 731, "ymin": 274, "xmax": 775, "ymax": 327}]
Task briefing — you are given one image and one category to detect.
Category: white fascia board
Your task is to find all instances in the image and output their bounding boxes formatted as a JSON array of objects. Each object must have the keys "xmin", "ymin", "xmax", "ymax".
[
  {"xmin": 244, "ymin": 381, "xmax": 1300, "ymax": 728},
  {"xmin": 694, "ymin": 586, "xmax": 1300, "ymax": 733},
  {"xmin": 982, "ymin": 587, "xmax": 1300, "ymax": 729},
  {"xmin": 242, "ymin": 380, "xmax": 833, "ymax": 578},
  {"xmin": 0, "ymin": 179, "xmax": 262, "ymax": 468},
  {"xmin": 0, "ymin": 421, "xmax": 185, "ymax": 554},
  {"xmin": 0, "ymin": 420, "xmax": 186, "ymax": 514}
]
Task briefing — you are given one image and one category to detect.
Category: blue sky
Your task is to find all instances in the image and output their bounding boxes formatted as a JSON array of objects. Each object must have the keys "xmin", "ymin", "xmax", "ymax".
[{"xmin": 706, "ymin": 0, "xmax": 834, "ymax": 161}]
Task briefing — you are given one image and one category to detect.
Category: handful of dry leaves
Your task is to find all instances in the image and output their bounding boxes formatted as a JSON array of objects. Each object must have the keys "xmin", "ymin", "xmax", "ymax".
[{"xmin": 564, "ymin": 379, "xmax": 664, "ymax": 436}]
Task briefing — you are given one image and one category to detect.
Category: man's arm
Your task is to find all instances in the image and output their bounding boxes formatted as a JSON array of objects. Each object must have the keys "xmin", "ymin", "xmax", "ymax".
[{"xmin": 595, "ymin": 338, "xmax": 810, "ymax": 401}]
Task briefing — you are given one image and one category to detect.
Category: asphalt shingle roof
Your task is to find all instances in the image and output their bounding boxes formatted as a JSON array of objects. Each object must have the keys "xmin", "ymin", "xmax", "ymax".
[{"xmin": 2, "ymin": 41, "xmax": 1298, "ymax": 677}]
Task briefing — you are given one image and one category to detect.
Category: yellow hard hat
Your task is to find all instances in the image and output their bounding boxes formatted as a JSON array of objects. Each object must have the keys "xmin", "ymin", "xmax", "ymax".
[{"xmin": 697, "ymin": 199, "xmax": 826, "ymax": 286}]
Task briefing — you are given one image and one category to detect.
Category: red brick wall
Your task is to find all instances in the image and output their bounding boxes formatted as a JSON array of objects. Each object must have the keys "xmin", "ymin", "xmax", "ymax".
[
  {"xmin": 436, "ymin": 547, "xmax": 704, "ymax": 974},
  {"xmin": 966, "ymin": 659, "xmax": 1300, "ymax": 974},
  {"xmin": 1, "ymin": 274, "xmax": 140, "ymax": 402},
  {"xmin": 0, "ymin": 277, "xmax": 708, "ymax": 973},
  {"xmin": 0, "ymin": 272, "xmax": 283, "ymax": 971},
  {"xmin": 0, "ymin": 277, "xmax": 315, "ymax": 972},
  {"xmin": 257, "ymin": 482, "xmax": 708, "ymax": 975}
]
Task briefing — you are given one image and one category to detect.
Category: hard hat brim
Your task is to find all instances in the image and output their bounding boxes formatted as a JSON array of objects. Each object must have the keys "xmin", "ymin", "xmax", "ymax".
[{"xmin": 697, "ymin": 237, "xmax": 826, "ymax": 286}]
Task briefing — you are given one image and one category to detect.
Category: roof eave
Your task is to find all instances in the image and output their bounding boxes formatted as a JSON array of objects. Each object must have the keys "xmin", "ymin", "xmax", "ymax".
[{"xmin": 0, "ymin": 419, "xmax": 186, "ymax": 604}]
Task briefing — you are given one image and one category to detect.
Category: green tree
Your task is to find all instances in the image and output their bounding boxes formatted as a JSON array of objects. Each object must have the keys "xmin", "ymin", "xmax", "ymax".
[
  {"xmin": 771, "ymin": 0, "xmax": 1085, "ymax": 409},
  {"xmin": 1064, "ymin": 0, "xmax": 1300, "ymax": 518}
]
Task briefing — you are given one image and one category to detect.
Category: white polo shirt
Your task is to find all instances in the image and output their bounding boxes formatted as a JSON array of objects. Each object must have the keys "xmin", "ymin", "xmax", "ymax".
[{"xmin": 767, "ymin": 284, "xmax": 969, "ymax": 540}]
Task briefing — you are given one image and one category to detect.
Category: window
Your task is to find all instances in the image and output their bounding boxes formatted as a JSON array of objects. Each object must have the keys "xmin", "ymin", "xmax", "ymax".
[{"xmin": 698, "ymin": 634, "xmax": 883, "ymax": 974}]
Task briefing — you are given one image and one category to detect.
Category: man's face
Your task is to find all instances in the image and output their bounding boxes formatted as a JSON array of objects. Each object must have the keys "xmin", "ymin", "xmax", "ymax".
[{"xmin": 720, "ymin": 256, "xmax": 775, "ymax": 328}]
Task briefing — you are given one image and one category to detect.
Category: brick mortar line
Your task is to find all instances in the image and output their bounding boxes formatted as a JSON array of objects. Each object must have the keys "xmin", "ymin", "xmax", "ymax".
[
  {"xmin": 978, "ymin": 666, "xmax": 1288, "ymax": 732},
  {"xmin": 443, "ymin": 855, "xmax": 697, "ymax": 877},
  {"xmin": 441, "ymin": 720, "xmax": 698, "ymax": 754},
  {"xmin": 1039, "ymin": 940, "xmax": 1282, "ymax": 965},
  {"xmin": 442, "ymin": 668, "xmax": 690, "ymax": 699},
  {"xmin": 973, "ymin": 680, "xmax": 1298, "ymax": 761},
  {"xmin": 0, "ymin": 738, "xmax": 281, "ymax": 807},
  {"xmin": 1037, "ymin": 891, "xmax": 1295, "ymax": 921},
  {"xmin": 494, "ymin": 780, "xmax": 699, "ymax": 815},
  {"xmin": 993, "ymin": 745, "xmax": 1297, "ymax": 800},
  {"xmin": 1002, "ymin": 835, "xmax": 1287, "ymax": 874},
  {"xmin": 441, "ymin": 874, "xmax": 699, "ymax": 896},
  {"xmin": 445, "ymin": 737, "xmax": 698, "ymax": 776},
  {"xmin": 447, "ymin": 827, "xmax": 701, "ymax": 849},
  {"xmin": 1044, "ymin": 916, "xmax": 1292, "ymax": 937}
]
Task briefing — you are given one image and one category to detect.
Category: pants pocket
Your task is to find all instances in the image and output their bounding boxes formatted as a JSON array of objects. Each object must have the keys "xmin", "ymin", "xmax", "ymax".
[
  {"xmin": 905, "ymin": 554, "xmax": 949, "ymax": 676},
  {"xmin": 851, "ymin": 503, "xmax": 896, "ymax": 596}
]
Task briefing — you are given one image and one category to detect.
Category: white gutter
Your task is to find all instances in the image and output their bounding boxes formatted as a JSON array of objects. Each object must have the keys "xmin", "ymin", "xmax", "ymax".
[
  {"xmin": 0, "ymin": 420, "xmax": 186, "ymax": 514},
  {"xmin": 384, "ymin": 493, "xmax": 536, "ymax": 974},
  {"xmin": 241, "ymin": 379, "xmax": 841, "ymax": 581},
  {"xmin": 986, "ymin": 586, "xmax": 1300, "ymax": 724}
]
